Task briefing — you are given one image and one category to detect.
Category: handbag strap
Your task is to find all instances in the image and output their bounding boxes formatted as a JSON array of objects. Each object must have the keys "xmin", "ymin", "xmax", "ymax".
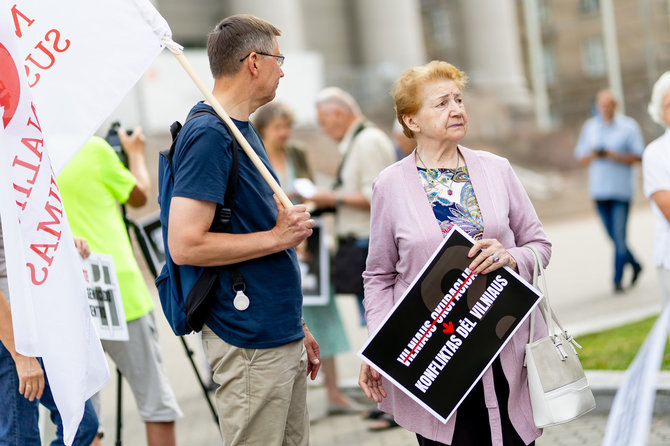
[
  {"xmin": 333, "ymin": 122, "xmax": 367, "ymax": 189},
  {"xmin": 528, "ymin": 245, "xmax": 563, "ymax": 341},
  {"xmin": 528, "ymin": 245, "xmax": 547, "ymax": 343}
]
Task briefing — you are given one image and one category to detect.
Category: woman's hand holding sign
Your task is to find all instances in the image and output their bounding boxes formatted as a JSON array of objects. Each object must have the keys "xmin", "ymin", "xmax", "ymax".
[{"xmin": 467, "ymin": 238, "xmax": 518, "ymax": 275}]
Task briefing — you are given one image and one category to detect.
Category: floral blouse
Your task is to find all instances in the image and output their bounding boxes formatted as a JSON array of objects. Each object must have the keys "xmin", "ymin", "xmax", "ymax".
[{"xmin": 418, "ymin": 165, "xmax": 484, "ymax": 240}]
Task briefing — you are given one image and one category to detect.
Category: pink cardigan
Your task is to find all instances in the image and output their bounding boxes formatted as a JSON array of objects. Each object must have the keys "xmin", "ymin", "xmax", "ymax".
[{"xmin": 363, "ymin": 147, "xmax": 551, "ymax": 445}]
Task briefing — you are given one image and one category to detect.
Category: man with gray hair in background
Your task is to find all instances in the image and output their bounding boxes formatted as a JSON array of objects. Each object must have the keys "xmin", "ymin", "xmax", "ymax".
[{"xmin": 309, "ymin": 87, "xmax": 396, "ymax": 323}]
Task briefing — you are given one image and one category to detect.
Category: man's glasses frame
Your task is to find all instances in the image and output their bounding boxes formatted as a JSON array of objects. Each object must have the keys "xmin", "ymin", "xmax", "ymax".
[{"xmin": 239, "ymin": 51, "xmax": 285, "ymax": 67}]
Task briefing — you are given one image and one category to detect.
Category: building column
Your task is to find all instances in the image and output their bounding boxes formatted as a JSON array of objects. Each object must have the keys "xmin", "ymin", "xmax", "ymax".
[
  {"xmin": 352, "ymin": 0, "xmax": 427, "ymax": 74},
  {"xmin": 600, "ymin": 0, "xmax": 625, "ymax": 113},
  {"xmin": 522, "ymin": 0, "xmax": 551, "ymax": 130},
  {"xmin": 228, "ymin": 0, "xmax": 305, "ymax": 52},
  {"xmin": 461, "ymin": 0, "xmax": 531, "ymax": 107}
]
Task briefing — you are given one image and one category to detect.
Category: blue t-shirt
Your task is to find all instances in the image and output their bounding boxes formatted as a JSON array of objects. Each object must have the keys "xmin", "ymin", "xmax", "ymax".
[
  {"xmin": 171, "ymin": 102, "xmax": 304, "ymax": 348},
  {"xmin": 573, "ymin": 114, "xmax": 645, "ymax": 201}
]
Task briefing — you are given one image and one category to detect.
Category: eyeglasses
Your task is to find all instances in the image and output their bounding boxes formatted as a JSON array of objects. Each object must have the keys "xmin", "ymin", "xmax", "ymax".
[{"xmin": 239, "ymin": 51, "xmax": 285, "ymax": 67}]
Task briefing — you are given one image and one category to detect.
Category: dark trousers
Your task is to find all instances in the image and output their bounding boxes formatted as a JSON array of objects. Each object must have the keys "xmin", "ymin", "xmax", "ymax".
[
  {"xmin": 415, "ymin": 359, "xmax": 533, "ymax": 446},
  {"xmin": 595, "ymin": 200, "xmax": 641, "ymax": 285}
]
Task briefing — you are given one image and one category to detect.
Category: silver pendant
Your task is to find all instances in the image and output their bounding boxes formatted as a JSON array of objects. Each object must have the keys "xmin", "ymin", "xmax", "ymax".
[{"xmin": 233, "ymin": 290, "xmax": 250, "ymax": 311}]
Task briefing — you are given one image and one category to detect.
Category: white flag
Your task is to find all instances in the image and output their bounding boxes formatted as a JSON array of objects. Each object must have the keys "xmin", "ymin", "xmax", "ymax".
[
  {"xmin": 8, "ymin": 0, "xmax": 171, "ymax": 174},
  {"xmin": 0, "ymin": 1, "xmax": 171, "ymax": 443},
  {"xmin": 602, "ymin": 303, "xmax": 670, "ymax": 446}
]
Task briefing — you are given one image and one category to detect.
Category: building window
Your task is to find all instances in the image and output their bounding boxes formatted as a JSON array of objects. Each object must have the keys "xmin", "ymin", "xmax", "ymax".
[
  {"xmin": 581, "ymin": 37, "xmax": 607, "ymax": 77},
  {"xmin": 543, "ymin": 47, "xmax": 557, "ymax": 85},
  {"xmin": 578, "ymin": 0, "xmax": 599, "ymax": 15}
]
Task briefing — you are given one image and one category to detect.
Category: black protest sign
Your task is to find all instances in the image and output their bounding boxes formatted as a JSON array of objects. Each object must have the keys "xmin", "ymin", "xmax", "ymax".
[{"xmin": 359, "ymin": 225, "xmax": 542, "ymax": 424}]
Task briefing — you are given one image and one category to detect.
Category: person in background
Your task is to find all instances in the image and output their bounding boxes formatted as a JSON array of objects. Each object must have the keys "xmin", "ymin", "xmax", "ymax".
[
  {"xmin": 359, "ymin": 60, "xmax": 551, "ymax": 445},
  {"xmin": 574, "ymin": 89, "xmax": 644, "ymax": 293},
  {"xmin": 254, "ymin": 101, "xmax": 361, "ymax": 415},
  {"xmin": 643, "ymin": 71, "xmax": 670, "ymax": 303},
  {"xmin": 0, "ymin": 224, "xmax": 99, "ymax": 446},
  {"xmin": 253, "ymin": 102, "xmax": 311, "ymax": 201},
  {"xmin": 310, "ymin": 87, "xmax": 396, "ymax": 324},
  {"xmin": 392, "ymin": 119, "xmax": 416, "ymax": 160},
  {"xmin": 57, "ymin": 129, "xmax": 181, "ymax": 446}
]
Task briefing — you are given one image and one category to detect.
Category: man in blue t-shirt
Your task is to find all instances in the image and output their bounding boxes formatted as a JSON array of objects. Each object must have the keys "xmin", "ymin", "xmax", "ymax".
[
  {"xmin": 574, "ymin": 89, "xmax": 644, "ymax": 293},
  {"xmin": 165, "ymin": 14, "xmax": 320, "ymax": 445}
]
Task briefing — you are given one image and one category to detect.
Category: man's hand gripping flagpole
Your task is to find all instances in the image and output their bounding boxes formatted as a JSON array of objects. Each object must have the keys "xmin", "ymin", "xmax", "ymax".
[{"xmin": 161, "ymin": 36, "xmax": 293, "ymax": 209}]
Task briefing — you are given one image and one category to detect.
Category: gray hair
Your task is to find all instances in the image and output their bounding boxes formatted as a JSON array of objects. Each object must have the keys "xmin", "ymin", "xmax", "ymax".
[
  {"xmin": 207, "ymin": 15, "xmax": 281, "ymax": 78},
  {"xmin": 315, "ymin": 87, "xmax": 362, "ymax": 117},
  {"xmin": 648, "ymin": 71, "xmax": 670, "ymax": 127}
]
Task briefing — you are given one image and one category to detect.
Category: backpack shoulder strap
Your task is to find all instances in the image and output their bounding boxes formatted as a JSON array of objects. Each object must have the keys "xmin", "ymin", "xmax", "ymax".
[
  {"xmin": 161, "ymin": 108, "xmax": 240, "ymax": 234},
  {"xmin": 162, "ymin": 109, "xmax": 221, "ymax": 169},
  {"xmin": 178, "ymin": 110, "xmax": 245, "ymax": 329},
  {"xmin": 184, "ymin": 109, "xmax": 240, "ymax": 233}
]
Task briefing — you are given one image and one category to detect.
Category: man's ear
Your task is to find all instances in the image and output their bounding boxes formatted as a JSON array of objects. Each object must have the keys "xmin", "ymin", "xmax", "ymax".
[{"xmin": 242, "ymin": 52, "xmax": 261, "ymax": 78}]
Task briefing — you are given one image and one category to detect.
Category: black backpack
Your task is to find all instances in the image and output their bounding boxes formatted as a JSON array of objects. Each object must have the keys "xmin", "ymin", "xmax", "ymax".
[{"xmin": 156, "ymin": 108, "xmax": 244, "ymax": 335}]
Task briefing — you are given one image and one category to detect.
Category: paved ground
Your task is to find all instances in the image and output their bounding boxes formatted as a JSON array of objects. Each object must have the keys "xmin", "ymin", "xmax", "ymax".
[
  {"xmin": 307, "ymin": 413, "xmax": 670, "ymax": 446},
  {"xmin": 84, "ymin": 166, "xmax": 670, "ymax": 445}
]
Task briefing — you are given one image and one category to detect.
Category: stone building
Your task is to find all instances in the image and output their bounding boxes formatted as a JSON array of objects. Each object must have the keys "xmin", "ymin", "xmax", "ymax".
[
  {"xmin": 156, "ymin": 0, "xmax": 532, "ymax": 141},
  {"xmin": 513, "ymin": 0, "xmax": 670, "ymax": 141},
  {"xmin": 152, "ymin": 0, "xmax": 670, "ymax": 167}
]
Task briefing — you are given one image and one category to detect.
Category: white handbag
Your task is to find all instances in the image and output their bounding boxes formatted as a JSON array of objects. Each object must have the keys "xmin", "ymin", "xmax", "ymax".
[{"xmin": 524, "ymin": 245, "xmax": 596, "ymax": 428}]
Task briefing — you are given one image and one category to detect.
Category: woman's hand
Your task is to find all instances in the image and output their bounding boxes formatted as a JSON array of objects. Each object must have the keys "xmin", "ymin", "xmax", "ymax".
[
  {"xmin": 467, "ymin": 238, "xmax": 517, "ymax": 274},
  {"xmin": 15, "ymin": 354, "xmax": 45, "ymax": 401},
  {"xmin": 359, "ymin": 362, "xmax": 387, "ymax": 403}
]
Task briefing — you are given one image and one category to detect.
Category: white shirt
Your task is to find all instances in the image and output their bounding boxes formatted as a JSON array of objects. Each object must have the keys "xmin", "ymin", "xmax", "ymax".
[
  {"xmin": 335, "ymin": 118, "xmax": 395, "ymax": 238},
  {"xmin": 643, "ymin": 128, "xmax": 670, "ymax": 268}
]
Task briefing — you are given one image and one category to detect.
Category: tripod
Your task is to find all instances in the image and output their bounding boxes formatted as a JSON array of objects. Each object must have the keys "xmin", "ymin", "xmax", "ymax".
[{"xmin": 111, "ymin": 212, "xmax": 219, "ymax": 446}]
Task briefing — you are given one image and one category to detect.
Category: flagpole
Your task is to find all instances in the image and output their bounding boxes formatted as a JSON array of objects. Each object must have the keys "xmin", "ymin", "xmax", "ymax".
[{"xmin": 162, "ymin": 37, "xmax": 293, "ymax": 209}]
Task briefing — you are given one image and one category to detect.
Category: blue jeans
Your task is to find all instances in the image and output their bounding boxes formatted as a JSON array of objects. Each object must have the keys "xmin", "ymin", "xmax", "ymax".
[
  {"xmin": 595, "ymin": 200, "xmax": 641, "ymax": 285},
  {"xmin": 0, "ymin": 341, "xmax": 99, "ymax": 446}
]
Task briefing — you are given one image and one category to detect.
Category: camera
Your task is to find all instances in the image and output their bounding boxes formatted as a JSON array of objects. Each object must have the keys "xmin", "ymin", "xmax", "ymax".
[
  {"xmin": 105, "ymin": 121, "xmax": 132, "ymax": 168},
  {"xmin": 595, "ymin": 147, "xmax": 607, "ymax": 158}
]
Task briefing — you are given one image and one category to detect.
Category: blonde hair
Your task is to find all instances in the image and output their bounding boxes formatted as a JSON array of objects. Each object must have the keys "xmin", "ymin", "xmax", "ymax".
[
  {"xmin": 648, "ymin": 72, "xmax": 670, "ymax": 127},
  {"xmin": 391, "ymin": 61, "xmax": 468, "ymax": 138}
]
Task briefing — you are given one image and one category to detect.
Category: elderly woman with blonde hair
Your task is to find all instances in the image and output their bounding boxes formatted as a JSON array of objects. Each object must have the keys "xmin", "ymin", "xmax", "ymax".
[
  {"xmin": 643, "ymin": 72, "xmax": 670, "ymax": 303},
  {"xmin": 358, "ymin": 61, "xmax": 551, "ymax": 445}
]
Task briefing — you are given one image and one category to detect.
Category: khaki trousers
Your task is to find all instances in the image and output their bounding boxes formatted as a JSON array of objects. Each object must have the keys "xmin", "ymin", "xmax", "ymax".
[{"xmin": 202, "ymin": 326, "xmax": 310, "ymax": 446}]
